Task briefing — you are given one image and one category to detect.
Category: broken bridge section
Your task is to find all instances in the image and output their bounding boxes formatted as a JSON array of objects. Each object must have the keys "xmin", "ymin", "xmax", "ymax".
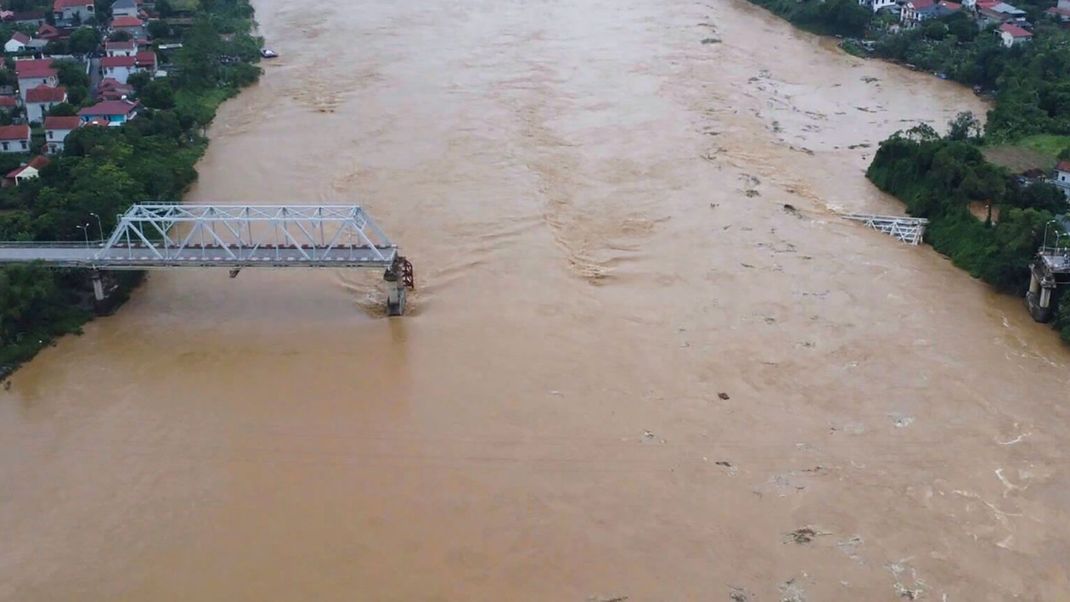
[
  {"xmin": 842, "ymin": 213, "xmax": 928, "ymax": 246},
  {"xmin": 0, "ymin": 203, "xmax": 415, "ymax": 315}
]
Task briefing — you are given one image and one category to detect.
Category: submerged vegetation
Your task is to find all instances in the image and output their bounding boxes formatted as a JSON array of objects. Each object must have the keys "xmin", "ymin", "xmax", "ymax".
[{"xmin": 0, "ymin": 0, "xmax": 263, "ymax": 369}]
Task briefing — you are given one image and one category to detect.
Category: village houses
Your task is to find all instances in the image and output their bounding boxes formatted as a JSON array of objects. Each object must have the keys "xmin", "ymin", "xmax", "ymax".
[
  {"xmin": 44, "ymin": 115, "xmax": 81, "ymax": 154},
  {"xmin": 110, "ymin": 15, "xmax": 145, "ymax": 39},
  {"xmin": 999, "ymin": 22, "xmax": 1033, "ymax": 46},
  {"xmin": 901, "ymin": 0, "xmax": 962, "ymax": 27},
  {"xmin": 0, "ymin": 124, "xmax": 31, "ymax": 153}
]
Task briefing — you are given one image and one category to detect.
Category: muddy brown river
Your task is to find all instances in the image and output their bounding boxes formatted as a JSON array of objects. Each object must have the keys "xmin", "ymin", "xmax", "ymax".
[{"xmin": 3, "ymin": 0, "xmax": 1070, "ymax": 599}]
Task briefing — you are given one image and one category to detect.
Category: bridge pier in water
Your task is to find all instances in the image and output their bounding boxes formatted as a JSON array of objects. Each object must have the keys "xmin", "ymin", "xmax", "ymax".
[{"xmin": 1027, "ymin": 249, "xmax": 1070, "ymax": 322}]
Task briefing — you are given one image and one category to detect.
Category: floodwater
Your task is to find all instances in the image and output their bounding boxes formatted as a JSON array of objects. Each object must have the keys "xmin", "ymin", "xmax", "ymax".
[{"xmin": 3, "ymin": 0, "xmax": 1069, "ymax": 599}]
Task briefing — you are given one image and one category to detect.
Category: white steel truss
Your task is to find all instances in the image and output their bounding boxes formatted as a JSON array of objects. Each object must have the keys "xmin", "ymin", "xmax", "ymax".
[
  {"xmin": 95, "ymin": 204, "xmax": 398, "ymax": 267},
  {"xmin": 842, "ymin": 213, "xmax": 928, "ymax": 246}
]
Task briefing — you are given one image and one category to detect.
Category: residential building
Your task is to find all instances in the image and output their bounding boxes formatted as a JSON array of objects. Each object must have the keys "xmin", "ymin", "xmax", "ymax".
[
  {"xmin": 0, "ymin": 124, "xmax": 31, "ymax": 153},
  {"xmin": 101, "ymin": 55, "xmax": 136, "ymax": 83},
  {"xmin": 111, "ymin": 0, "xmax": 140, "ymax": 19},
  {"xmin": 52, "ymin": 0, "xmax": 95, "ymax": 25},
  {"xmin": 14, "ymin": 59, "xmax": 57, "ymax": 102},
  {"xmin": 25, "ymin": 38, "xmax": 49, "ymax": 52},
  {"xmin": 999, "ymin": 22, "xmax": 1033, "ymax": 46},
  {"xmin": 1054, "ymin": 161, "xmax": 1070, "ymax": 198},
  {"xmin": 97, "ymin": 77, "xmax": 133, "ymax": 100},
  {"xmin": 110, "ymin": 16, "xmax": 145, "ymax": 38},
  {"xmin": 5, "ymin": 155, "xmax": 50, "ymax": 186},
  {"xmin": 135, "ymin": 49, "xmax": 156, "ymax": 72},
  {"xmin": 0, "ymin": 96, "xmax": 17, "ymax": 114},
  {"xmin": 78, "ymin": 99, "xmax": 140, "ymax": 125},
  {"xmin": 25, "ymin": 85, "xmax": 67, "ymax": 123},
  {"xmin": 105, "ymin": 39, "xmax": 136, "ymax": 57},
  {"xmin": 36, "ymin": 24, "xmax": 65, "ymax": 41},
  {"xmin": 5, "ymin": 32, "xmax": 29, "ymax": 53},
  {"xmin": 44, "ymin": 115, "xmax": 81, "ymax": 153}
]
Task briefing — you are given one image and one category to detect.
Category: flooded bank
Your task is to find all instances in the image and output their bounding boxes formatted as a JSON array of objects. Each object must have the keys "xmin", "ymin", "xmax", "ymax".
[{"xmin": 2, "ymin": 0, "xmax": 1068, "ymax": 599}]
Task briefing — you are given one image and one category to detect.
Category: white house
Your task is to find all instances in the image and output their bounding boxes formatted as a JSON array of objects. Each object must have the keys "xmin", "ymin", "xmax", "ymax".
[
  {"xmin": 0, "ymin": 124, "xmax": 31, "ymax": 153},
  {"xmin": 858, "ymin": 0, "xmax": 898, "ymax": 12},
  {"xmin": 105, "ymin": 39, "xmax": 136, "ymax": 57},
  {"xmin": 5, "ymin": 32, "xmax": 29, "ymax": 53},
  {"xmin": 999, "ymin": 23, "xmax": 1033, "ymax": 47},
  {"xmin": 101, "ymin": 55, "xmax": 136, "ymax": 83},
  {"xmin": 14, "ymin": 59, "xmax": 57, "ymax": 102},
  {"xmin": 52, "ymin": 0, "xmax": 94, "ymax": 25},
  {"xmin": 44, "ymin": 115, "xmax": 81, "ymax": 154},
  {"xmin": 25, "ymin": 85, "xmax": 67, "ymax": 123},
  {"xmin": 1055, "ymin": 161, "xmax": 1070, "ymax": 199},
  {"xmin": 5, "ymin": 155, "xmax": 50, "ymax": 186}
]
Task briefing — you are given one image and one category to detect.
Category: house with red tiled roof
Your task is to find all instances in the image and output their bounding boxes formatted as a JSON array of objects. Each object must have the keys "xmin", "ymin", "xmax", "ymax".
[
  {"xmin": 14, "ymin": 58, "xmax": 57, "ymax": 102},
  {"xmin": 5, "ymin": 31, "xmax": 30, "ymax": 53},
  {"xmin": 135, "ymin": 50, "xmax": 156, "ymax": 71},
  {"xmin": 0, "ymin": 124, "xmax": 31, "ymax": 153},
  {"xmin": 78, "ymin": 99, "xmax": 139, "ymax": 126},
  {"xmin": 101, "ymin": 54, "xmax": 137, "ymax": 83},
  {"xmin": 53, "ymin": 0, "xmax": 94, "ymax": 25},
  {"xmin": 999, "ymin": 22, "xmax": 1033, "ymax": 46},
  {"xmin": 110, "ymin": 15, "xmax": 145, "ymax": 38},
  {"xmin": 25, "ymin": 85, "xmax": 67, "ymax": 123},
  {"xmin": 901, "ymin": 0, "xmax": 962, "ymax": 25},
  {"xmin": 97, "ymin": 77, "xmax": 134, "ymax": 101},
  {"xmin": 105, "ymin": 39, "xmax": 136, "ymax": 57},
  {"xmin": 44, "ymin": 115, "xmax": 81, "ymax": 154},
  {"xmin": 5, "ymin": 155, "xmax": 50, "ymax": 186},
  {"xmin": 0, "ymin": 96, "xmax": 16, "ymax": 113},
  {"xmin": 10, "ymin": 11, "xmax": 46, "ymax": 26}
]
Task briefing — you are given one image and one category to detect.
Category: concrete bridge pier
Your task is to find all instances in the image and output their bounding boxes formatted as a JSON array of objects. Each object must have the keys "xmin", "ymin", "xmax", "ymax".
[{"xmin": 1026, "ymin": 263, "xmax": 1057, "ymax": 323}]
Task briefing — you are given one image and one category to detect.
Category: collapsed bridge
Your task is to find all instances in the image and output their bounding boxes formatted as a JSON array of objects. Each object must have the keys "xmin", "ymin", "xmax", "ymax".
[{"xmin": 0, "ymin": 203, "xmax": 415, "ymax": 315}]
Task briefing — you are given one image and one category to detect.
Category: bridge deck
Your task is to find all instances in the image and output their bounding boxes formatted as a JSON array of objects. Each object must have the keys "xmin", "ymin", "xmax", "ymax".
[{"xmin": 0, "ymin": 245, "xmax": 398, "ymax": 269}]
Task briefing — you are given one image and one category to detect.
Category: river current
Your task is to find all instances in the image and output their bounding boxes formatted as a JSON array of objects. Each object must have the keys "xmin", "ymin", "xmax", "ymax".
[{"xmin": 2, "ymin": 0, "xmax": 1069, "ymax": 599}]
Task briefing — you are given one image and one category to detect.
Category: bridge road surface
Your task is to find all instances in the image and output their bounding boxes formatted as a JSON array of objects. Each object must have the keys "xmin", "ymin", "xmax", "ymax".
[{"xmin": 0, "ymin": 245, "xmax": 398, "ymax": 269}]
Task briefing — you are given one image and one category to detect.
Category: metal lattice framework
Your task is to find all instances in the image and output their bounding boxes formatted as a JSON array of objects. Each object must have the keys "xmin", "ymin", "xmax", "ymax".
[
  {"xmin": 843, "ymin": 213, "xmax": 928, "ymax": 246},
  {"xmin": 96, "ymin": 204, "xmax": 398, "ymax": 267},
  {"xmin": 0, "ymin": 203, "xmax": 415, "ymax": 314}
]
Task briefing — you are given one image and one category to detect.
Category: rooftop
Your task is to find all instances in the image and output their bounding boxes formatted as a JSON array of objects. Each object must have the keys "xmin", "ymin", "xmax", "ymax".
[
  {"xmin": 0, "ymin": 124, "xmax": 31, "ymax": 140},
  {"xmin": 102, "ymin": 55, "xmax": 136, "ymax": 68},
  {"xmin": 1000, "ymin": 22, "xmax": 1033, "ymax": 37},
  {"xmin": 111, "ymin": 16, "xmax": 142, "ymax": 27},
  {"xmin": 53, "ymin": 0, "xmax": 92, "ymax": 9},
  {"xmin": 78, "ymin": 99, "xmax": 139, "ymax": 116},
  {"xmin": 44, "ymin": 115, "xmax": 81, "ymax": 130},
  {"xmin": 26, "ymin": 85, "xmax": 66, "ymax": 103}
]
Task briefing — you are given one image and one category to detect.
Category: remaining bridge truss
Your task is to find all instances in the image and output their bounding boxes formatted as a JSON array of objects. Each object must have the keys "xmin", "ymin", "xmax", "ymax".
[
  {"xmin": 842, "ymin": 213, "xmax": 928, "ymax": 246},
  {"xmin": 0, "ymin": 203, "xmax": 415, "ymax": 315}
]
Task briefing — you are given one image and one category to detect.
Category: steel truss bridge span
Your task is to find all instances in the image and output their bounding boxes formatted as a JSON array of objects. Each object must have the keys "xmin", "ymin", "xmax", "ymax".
[{"xmin": 0, "ymin": 204, "xmax": 415, "ymax": 315}]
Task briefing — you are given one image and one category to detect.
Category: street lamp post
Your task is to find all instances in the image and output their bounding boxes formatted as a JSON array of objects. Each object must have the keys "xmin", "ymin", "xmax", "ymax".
[
  {"xmin": 76, "ymin": 223, "xmax": 89, "ymax": 248},
  {"xmin": 89, "ymin": 212, "xmax": 103, "ymax": 243}
]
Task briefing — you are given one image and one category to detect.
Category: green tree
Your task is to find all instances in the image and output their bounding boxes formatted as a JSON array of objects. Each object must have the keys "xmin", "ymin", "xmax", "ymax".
[
  {"xmin": 47, "ymin": 102, "xmax": 77, "ymax": 117},
  {"xmin": 68, "ymin": 27, "xmax": 101, "ymax": 54}
]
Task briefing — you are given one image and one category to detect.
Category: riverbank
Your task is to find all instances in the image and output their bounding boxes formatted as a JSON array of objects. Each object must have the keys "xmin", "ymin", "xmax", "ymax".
[
  {"xmin": 0, "ymin": 5, "xmax": 264, "ymax": 375},
  {"xmin": 744, "ymin": 0, "xmax": 1070, "ymax": 341}
]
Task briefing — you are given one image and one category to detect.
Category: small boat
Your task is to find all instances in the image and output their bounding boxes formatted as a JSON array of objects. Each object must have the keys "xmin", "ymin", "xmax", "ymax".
[{"xmin": 260, "ymin": 48, "xmax": 278, "ymax": 59}]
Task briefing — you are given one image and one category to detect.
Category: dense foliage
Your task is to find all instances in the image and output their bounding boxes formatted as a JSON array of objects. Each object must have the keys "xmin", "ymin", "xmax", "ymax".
[
  {"xmin": 0, "ymin": 2, "xmax": 262, "ymax": 369},
  {"xmin": 746, "ymin": 0, "xmax": 874, "ymax": 37}
]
